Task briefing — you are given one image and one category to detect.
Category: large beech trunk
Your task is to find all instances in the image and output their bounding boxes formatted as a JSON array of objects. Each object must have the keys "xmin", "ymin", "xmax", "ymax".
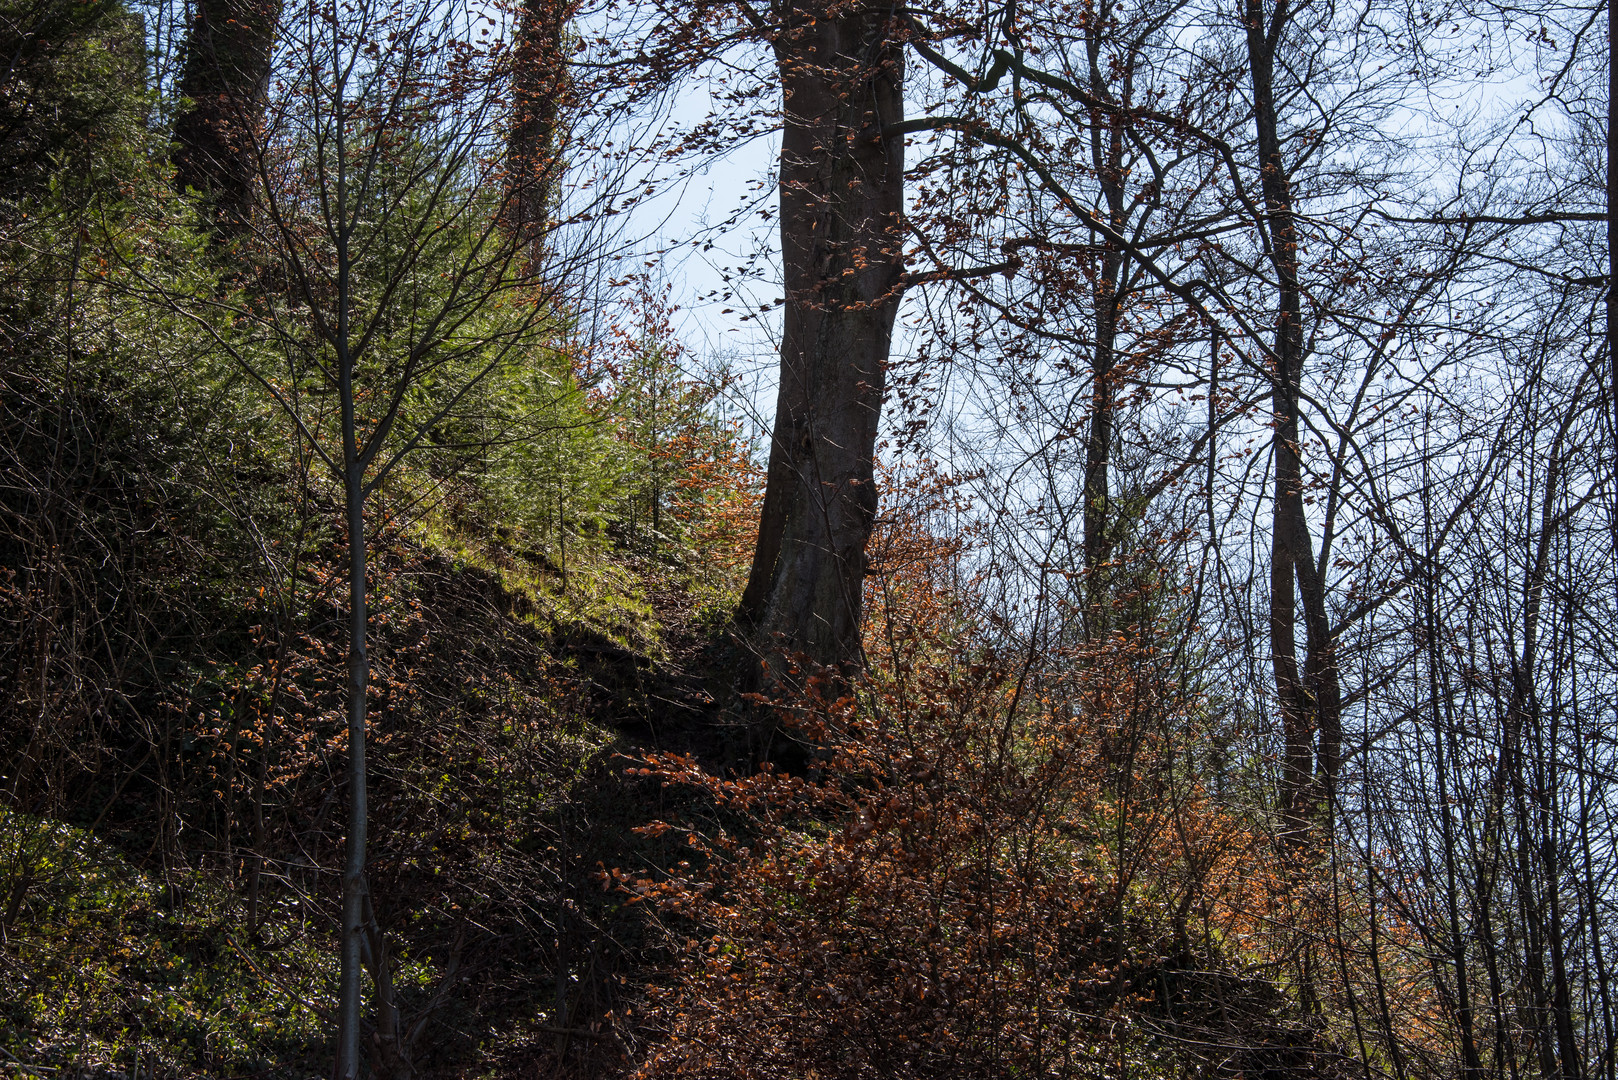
[
  {"xmin": 508, "ymin": 0, "xmax": 572, "ymax": 271},
  {"xmin": 173, "ymin": 0, "xmax": 280, "ymax": 230},
  {"xmin": 738, "ymin": 1, "xmax": 904, "ymax": 673}
]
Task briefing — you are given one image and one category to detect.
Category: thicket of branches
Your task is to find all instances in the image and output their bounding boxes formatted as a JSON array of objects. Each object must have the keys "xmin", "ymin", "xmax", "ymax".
[{"xmin": 0, "ymin": 0, "xmax": 1611, "ymax": 1071}]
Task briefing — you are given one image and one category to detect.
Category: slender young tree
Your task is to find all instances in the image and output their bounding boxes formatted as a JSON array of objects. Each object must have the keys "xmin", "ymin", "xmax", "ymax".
[
  {"xmin": 138, "ymin": 0, "xmax": 592, "ymax": 1068},
  {"xmin": 896, "ymin": 0, "xmax": 1251, "ymax": 626}
]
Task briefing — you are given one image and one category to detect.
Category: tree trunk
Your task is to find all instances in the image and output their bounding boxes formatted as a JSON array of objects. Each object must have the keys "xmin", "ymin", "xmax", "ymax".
[
  {"xmin": 336, "ymin": 454, "xmax": 369, "ymax": 1078},
  {"xmin": 1243, "ymin": 0, "xmax": 1340, "ymax": 829},
  {"xmin": 362, "ymin": 888, "xmax": 415, "ymax": 1078},
  {"xmin": 173, "ymin": 0, "xmax": 281, "ymax": 230},
  {"xmin": 1084, "ymin": 293, "xmax": 1117, "ymax": 583},
  {"xmin": 737, "ymin": 0, "xmax": 904, "ymax": 673},
  {"xmin": 1082, "ymin": 6, "xmax": 1127, "ymax": 604},
  {"xmin": 335, "ymin": 127, "xmax": 368, "ymax": 1076},
  {"xmin": 508, "ymin": 0, "xmax": 572, "ymax": 270}
]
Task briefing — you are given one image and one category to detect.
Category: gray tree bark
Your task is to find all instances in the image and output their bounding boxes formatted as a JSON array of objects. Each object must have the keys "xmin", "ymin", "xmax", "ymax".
[{"xmin": 738, "ymin": 0, "xmax": 904, "ymax": 674}]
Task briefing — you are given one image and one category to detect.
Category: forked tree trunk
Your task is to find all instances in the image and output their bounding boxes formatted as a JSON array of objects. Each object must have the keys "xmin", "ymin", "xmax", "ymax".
[
  {"xmin": 1243, "ymin": 0, "xmax": 1341, "ymax": 831},
  {"xmin": 173, "ymin": 0, "xmax": 281, "ymax": 230},
  {"xmin": 737, "ymin": 0, "xmax": 904, "ymax": 674}
]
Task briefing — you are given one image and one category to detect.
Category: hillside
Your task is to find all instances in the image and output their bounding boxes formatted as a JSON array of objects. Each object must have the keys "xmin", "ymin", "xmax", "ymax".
[
  {"xmin": 2, "ymin": 0, "xmax": 1613, "ymax": 1072},
  {"xmin": 0, "ymin": 503, "xmax": 1352, "ymax": 1079}
]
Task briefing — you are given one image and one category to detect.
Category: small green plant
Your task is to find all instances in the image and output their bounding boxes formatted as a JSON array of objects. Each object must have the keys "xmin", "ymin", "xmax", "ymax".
[{"xmin": 0, "ymin": 811, "xmax": 332, "ymax": 1076}]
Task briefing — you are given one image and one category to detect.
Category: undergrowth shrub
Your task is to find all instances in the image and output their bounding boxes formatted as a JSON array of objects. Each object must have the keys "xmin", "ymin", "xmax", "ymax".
[{"xmin": 617, "ymin": 473, "xmax": 1348, "ymax": 1079}]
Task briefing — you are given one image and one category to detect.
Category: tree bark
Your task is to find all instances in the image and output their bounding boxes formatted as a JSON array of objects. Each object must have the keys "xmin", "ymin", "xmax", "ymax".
[
  {"xmin": 738, "ymin": 0, "xmax": 904, "ymax": 673},
  {"xmin": 1243, "ymin": 0, "xmax": 1340, "ymax": 829},
  {"xmin": 173, "ymin": 0, "xmax": 281, "ymax": 230},
  {"xmin": 335, "ymin": 110, "xmax": 368, "ymax": 1078},
  {"xmin": 508, "ymin": 0, "xmax": 572, "ymax": 271},
  {"xmin": 336, "ymin": 353, "xmax": 369, "ymax": 1080},
  {"xmin": 1082, "ymin": 2, "xmax": 1127, "ymax": 599}
]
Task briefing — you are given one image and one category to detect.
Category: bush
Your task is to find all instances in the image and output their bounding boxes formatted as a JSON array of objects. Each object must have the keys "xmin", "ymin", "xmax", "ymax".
[{"xmin": 618, "ymin": 485, "xmax": 1337, "ymax": 1078}]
